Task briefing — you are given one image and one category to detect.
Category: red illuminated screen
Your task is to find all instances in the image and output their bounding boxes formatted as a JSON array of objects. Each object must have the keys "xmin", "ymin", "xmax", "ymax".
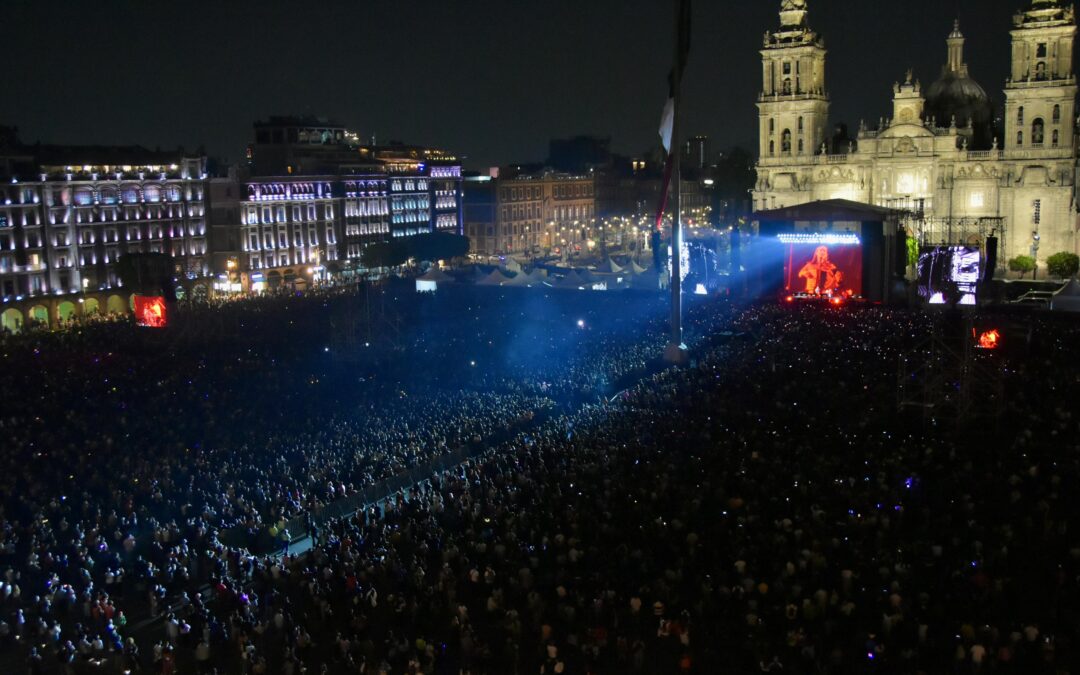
[
  {"xmin": 134, "ymin": 295, "xmax": 168, "ymax": 328},
  {"xmin": 784, "ymin": 244, "xmax": 862, "ymax": 297}
]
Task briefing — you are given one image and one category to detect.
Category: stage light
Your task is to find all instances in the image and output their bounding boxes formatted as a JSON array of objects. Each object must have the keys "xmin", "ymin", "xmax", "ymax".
[
  {"xmin": 976, "ymin": 329, "xmax": 1000, "ymax": 350},
  {"xmin": 577, "ymin": 319, "xmax": 585, "ymax": 328},
  {"xmin": 777, "ymin": 232, "xmax": 861, "ymax": 246},
  {"xmin": 785, "ymin": 295, "xmax": 794, "ymax": 303}
]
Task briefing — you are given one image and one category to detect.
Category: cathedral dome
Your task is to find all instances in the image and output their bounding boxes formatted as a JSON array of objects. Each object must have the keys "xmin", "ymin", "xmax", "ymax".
[{"xmin": 924, "ymin": 21, "xmax": 996, "ymax": 149}]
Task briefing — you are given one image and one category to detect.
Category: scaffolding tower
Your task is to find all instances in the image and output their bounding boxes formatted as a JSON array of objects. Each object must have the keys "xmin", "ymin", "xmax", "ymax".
[{"xmin": 897, "ymin": 313, "xmax": 1005, "ymax": 427}]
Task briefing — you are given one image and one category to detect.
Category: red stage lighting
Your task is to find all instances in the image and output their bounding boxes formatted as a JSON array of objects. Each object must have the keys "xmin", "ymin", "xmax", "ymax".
[
  {"xmin": 134, "ymin": 296, "xmax": 168, "ymax": 328},
  {"xmin": 976, "ymin": 329, "xmax": 1000, "ymax": 350}
]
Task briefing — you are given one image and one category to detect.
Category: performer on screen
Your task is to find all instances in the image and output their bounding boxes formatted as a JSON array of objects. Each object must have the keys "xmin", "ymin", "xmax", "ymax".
[{"xmin": 798, "ymin": 245, "xmax": 843, "ymax": 294}]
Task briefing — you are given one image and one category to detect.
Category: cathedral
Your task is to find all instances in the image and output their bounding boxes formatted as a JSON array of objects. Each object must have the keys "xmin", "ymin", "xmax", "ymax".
[{"xmin": 753, "ymin": 0, "xmax": 1079, "ymax": 271}]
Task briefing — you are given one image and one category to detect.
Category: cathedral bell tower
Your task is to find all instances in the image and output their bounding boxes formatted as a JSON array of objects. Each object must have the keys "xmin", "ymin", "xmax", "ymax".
[
  {"xmin": 757, "ymin": 0, "xmax": 829, "ymax": 161},
  {"xmin": 1004, "ymin": 0, "xmax": 1077, "ymax": 152}
]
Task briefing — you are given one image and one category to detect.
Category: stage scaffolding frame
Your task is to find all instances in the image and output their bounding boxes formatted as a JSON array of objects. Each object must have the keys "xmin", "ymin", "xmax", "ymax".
[
  {"xmin": 897, "ymin": 315, "xmax": 1005, "ymax": 428},
  {"xmin": 890, "ymin": 206, "xmax": 1008, "ymax": 275}
]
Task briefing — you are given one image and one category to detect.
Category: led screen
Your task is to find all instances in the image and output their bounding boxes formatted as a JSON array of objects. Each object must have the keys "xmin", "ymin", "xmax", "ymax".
[
  {"xmin": 917, "ymin": 246, "xmax": 980, "ymax": 306},
  {"xmin": 782, "ymin": 241, "xmax": 863, "ymax": 297},
  {"xmin": 134, "ymin": 295, "xmax": 168, "ymax": 328}
]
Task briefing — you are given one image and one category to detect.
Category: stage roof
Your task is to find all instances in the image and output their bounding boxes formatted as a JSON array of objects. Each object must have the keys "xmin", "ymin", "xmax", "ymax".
[{"xmin": 755, "ymin": 199, "xmax": 902, "ymax": 223}]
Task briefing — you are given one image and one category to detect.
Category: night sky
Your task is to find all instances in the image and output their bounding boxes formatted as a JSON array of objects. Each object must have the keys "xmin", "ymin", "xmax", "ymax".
[{"xmin": 2, "ymin": 0, "xmax": 1027, "ymax": 169}]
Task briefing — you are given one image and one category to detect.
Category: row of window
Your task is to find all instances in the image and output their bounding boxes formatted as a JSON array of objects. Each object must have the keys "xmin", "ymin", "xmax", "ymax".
[
  {"xmin": 344, "ymin": 199, "xmax": 389, "ymax": 218},
  {"xmin": 244, "ymin": 204, "xmax": 334, "ymax": 226},
  {"xmin": 391, "ymin": 211, "xmax": 430, "ymax": 224},
  {"xmin": 345, "ymin": 223, "xmax": 391, "ymax": 237},
  {"xmin": 552, "ymin": 205, "xmax": 594, "ymax": 222},
  {"xmin": 248, "ymin": 247, "xmax": 338, "ymax": 270},
  {"xmin": 768, "ymin": 117, "xmax": 805, "ymax": 134},
  {"xmin": 243, "ymin": 225, "xmax": 335, "ymax": 252},
  {"xmin": 390, "ymin": 180, "xmax": 429, "ymax": 192},
  {"xmin": 60, "ymin": 184, "xmax": 190, "ymax": 207},
  {"xmin": 1017, "ymin": 119, "xmax": 1060, "ymax": 147},
  {"xmin": 552, "ymin": 183, "xmax": 593, "ymax": 199},
  {"xmin": 58, "ymin": 204, "xmax": 202, "ymax": 225},
  {"xmin": 1017, "ymin": 105, "xmax": 1062, "ymax": 124},
  {"xmin": 502, "ymin": 204, "xmax": 541, "ymax": 221}
]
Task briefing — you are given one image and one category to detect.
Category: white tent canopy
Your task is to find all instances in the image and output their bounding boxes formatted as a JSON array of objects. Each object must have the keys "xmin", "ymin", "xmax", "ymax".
[
  {"xmin": 477, "ymin": 269, "xmax": 512, "ymax": 286},
  {"xmin": 417, "ymin": 268, "xmax": 454, "ymax": 283},
  {"xmin": 601, "ymin": 258, "xmax": 623, "ymax": 274}
]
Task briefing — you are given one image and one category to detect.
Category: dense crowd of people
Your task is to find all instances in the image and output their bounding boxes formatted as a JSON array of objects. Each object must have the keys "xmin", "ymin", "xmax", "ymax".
[{"xmin": 1, "ymin": 280, "xmax": 1078, "ymax": 674}]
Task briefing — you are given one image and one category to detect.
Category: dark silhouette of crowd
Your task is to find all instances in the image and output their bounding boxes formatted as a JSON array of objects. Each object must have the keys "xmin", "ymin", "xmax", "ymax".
[{"xmin": 1, "ymin": 281, "xmax": 1078, "ymax": 674}]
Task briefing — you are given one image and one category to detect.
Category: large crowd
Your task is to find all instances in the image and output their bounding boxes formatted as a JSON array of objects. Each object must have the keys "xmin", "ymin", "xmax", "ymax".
[{"xmin": 1, "ymin": 280, "xmax": 1078, "ymax": 674}]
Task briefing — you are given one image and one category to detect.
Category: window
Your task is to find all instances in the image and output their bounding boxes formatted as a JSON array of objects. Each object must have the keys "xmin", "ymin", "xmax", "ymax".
[
  {"xmin": 798, "ymin": 117, "xmax": 804, "ymax": 132},
  {"xmin": 1018, "ymin": 106, "xmax": 1024, "ymax": 124},
  {"xmin": 1017, "ymin": 131, "xmax": 1023, "ymax": 146},
  {"xmin": 1053, "ymin": 105, "xmax": 1061, "ymax": 123},
  {"xmin": 769, "ymin": 140, "xmax": 775, "ymax": 156},
  {"xmin": 768, "ymin": 119, "xmax": 775, "ymax": 134},
  {"xmin": 1032, "ymin": 118, "xmax": 1045, "ymax": 145},
  {"xmin": 798, "ymin": 139, "xmax": 804, "ymax": 154},
  {"xmin": 1036, "ymin": 61, "xmax": 1047, "ymax": 80},
  {"xmin": 1037, "ymin": 43, "xmax": 1047, "ymax": 58},
  {"xmin": 782, "ymin": 78, "xmax": 792, "ymax": 94},
  {"xmin": 1053, "ymin": 130, "xmax": 1060, "ymax": 147},
  {"xmin": 781, "ymin": 129, "xmax": 792, "ymax": 154},
  {"xmin": 783, "ymin": 62, "xmax": 791, "ymax": 75}
]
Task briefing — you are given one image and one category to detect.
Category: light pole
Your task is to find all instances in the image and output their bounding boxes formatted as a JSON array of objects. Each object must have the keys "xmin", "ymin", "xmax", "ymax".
[{"xmin": 1031, "ymin": 230, "xmax": 1041, "ymax": 280}]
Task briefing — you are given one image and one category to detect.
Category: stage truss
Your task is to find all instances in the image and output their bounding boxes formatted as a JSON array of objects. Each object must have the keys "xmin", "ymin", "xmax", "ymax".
[{"xmin": 897, "ymin": 316, "xmax": 1005, "ymax": 427}]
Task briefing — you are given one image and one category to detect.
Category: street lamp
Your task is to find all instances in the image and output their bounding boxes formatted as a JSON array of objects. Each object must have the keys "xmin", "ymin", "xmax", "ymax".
[{"xmin": 1032, "ymin": 230, "xmax": 1041, "ymax": 280}]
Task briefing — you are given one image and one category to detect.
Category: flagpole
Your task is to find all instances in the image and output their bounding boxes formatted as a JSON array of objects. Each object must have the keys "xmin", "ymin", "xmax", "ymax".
[{"xmin": 664, "ymin": 0, "xmax": 689, "ymax": 364}]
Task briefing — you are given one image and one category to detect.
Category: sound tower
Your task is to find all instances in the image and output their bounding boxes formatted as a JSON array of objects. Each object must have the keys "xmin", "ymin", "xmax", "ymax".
[
  {"xmin": 984, "ymin": 236, "xmax": 998, "ymax": 282},
  {"xmin": 895, "ymin": 227, "xmax": 909, "ymax": 274}
]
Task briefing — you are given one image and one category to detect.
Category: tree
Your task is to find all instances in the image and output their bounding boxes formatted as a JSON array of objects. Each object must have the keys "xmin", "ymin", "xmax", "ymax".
[
  {"xmin": 408, "ymin": 232, "xmax": 470, "ymax": 262},
  {"xmin": 1007, "ymin": 254, "xmax": 1036, "ymax": 279},
  {"xmin": 906, "ymin": 235, "xmax": 918, "ymax": 270},
  {"xmin": 1045, "ymin": 251, "xmax": 1079, "ymax": 279},
  {"xmin": 362, "ymin": 233, "xmax": 471, "ymax": 269},
  {"xmin": 361, "ymin": 239, "xmax": 409, "ymax": 269}
]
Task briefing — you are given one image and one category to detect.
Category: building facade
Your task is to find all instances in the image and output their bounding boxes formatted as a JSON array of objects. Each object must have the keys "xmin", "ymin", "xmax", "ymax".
[
  {"xmin": 463, "ymin": 171, "xmax": 596, "ymax": 257},
  {"xmin": 753, "ymin": 0, "xmax": 1080, "ymax": 268},
  {"xmin": 209, "ymin": 123, "xmax": 463, "ymax": 290},
  {"xmin": 0, "ymin": 144, "xmax": 208, "ymax": 329}
]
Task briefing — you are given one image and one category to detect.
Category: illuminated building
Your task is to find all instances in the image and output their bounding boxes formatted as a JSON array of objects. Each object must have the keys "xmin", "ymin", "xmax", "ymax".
[
  {"xmin": 541, "ymin": 172, "xmax": 596, "ymax": 254},
  {"xmin": 754, "ymin": 0, "xmax": 1080, "ymax": 270},
  {"xmin": 235, "ymin": 176, "xmax": 341, "ymax": 290},
  {"xmin": 211, "ymin": 124, "xmax": 463, "ymax": 288},
  {"xmin": 249, "ymin": 116, "xmax": 355, "ymax": 176},
  {"xmin": 463, "ymin": 174, "xmax": 544, "ymax": 256},
  {"xmin": 0, "ymin": 137, "xmax": 208, "ymax": 329},
  {"xmin": 463, "ymin": 170, "xmax": 595, "ymax": 257}
]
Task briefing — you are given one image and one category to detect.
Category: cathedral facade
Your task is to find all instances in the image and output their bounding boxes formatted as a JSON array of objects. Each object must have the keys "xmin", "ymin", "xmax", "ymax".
[{"xmin": 753, "ymin": 0, "xmax": 1079, "ymax": 270}]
